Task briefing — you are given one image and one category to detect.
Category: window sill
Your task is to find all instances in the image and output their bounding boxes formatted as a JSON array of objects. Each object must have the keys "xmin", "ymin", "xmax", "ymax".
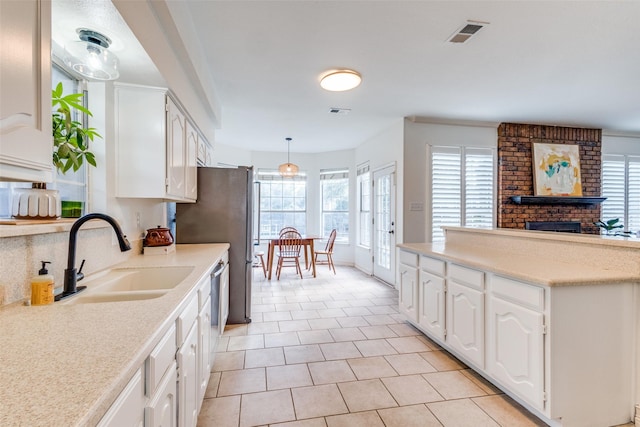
[{"xmin": 0, "ymin": 218, "xmax": 109, "ymax": 238}]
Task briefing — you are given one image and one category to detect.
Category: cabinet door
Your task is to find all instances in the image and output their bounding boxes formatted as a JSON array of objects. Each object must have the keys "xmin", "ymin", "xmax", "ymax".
[
  {"xmin": 488, "ymin": 296, "xmax": 544, "ymax": 410},
  {"xmin": 198, "ymin": 297, "xmax": 212, "ymax": 410},
  {"xmin": 398, "ymin": 264, "xmax": 418, "ymax": 322},
  {"xmin": 166, "ymin": 98, "xmax": 186, "ymax": 199},
  {"xmin": 177, "ymin": 322, "xmax": 198, "ymax": 427},
  {"xmin": 97, "ymin": 368, "xmax": 144, "ymax": 427},
  {"xmin": 418, "ymin": 270, "xmax": 445, "ymax": 342},
  {"xmin": 185, "ymin": 121, "xmax": 198, "ymax": 201},
  {"xmin": 219, "ymin": 261, "xmax": 230, "ymax": 335},
  {"xmin": 446, "ymin": 280, "xmax": 484, "ymax": 368},
  {"xmin": 0, "ymin": 0, "xmax": 53, "ymax": 182},
  {"xmin": 145, "ymin": 362, "xmax": 178, "ymax": 427}
]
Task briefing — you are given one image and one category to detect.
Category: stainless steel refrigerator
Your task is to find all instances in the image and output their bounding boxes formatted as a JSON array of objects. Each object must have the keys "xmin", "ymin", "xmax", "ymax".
[{"xmin": 175, "ymin": 166, "xmax": 253, "ymax": 324}]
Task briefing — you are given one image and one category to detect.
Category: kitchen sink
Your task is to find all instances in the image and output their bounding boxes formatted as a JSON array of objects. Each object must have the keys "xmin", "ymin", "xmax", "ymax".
[
  {"xmin": 60, "ymin": 265, "xmax": 195, "ymax": 304},
  {"xmin": 81, "ymin": 266, "xmax": 195, "ymax": 292},
  {"xmin": 63, "ymin": 290, "xmax": 168, "ymax": 305}
]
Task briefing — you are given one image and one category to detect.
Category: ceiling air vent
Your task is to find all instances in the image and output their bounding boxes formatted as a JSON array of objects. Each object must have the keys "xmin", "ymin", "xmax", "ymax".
[
  {"xmin": 328, "ymin": 107, "xmax": 351, "ymax": 115},
  {"xmin": 448, "ymin": 21, "xmax": 488, "ymax": 43}
]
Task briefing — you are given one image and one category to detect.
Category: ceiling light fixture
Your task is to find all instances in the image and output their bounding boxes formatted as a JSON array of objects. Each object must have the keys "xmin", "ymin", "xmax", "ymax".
[
  {"xmin": 320, "ymin": 69, "xmax": 362, "ymax": 92},
  {"xmin": 278, "ymin": 137, "xmax": 299, "ymax": 178},
  {"xmin": 63, "ymin": 28, "xmax": 120, "ymax": 81}
]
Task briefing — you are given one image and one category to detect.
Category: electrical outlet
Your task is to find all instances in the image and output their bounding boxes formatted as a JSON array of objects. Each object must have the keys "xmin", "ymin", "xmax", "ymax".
[{"xmin": 135, "ymin": 212, "xmax": 141, "ymax": 229}]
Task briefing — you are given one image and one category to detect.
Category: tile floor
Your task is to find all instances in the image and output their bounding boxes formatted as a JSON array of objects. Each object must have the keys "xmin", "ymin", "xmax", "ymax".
[{"xmin": 197, "ymin": 266, "xmax": 630, "ymax": 427}]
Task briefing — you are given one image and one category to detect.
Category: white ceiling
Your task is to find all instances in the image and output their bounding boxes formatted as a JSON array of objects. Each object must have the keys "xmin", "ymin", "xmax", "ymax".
[{"xmin": 52, "ymin": 1, "xmax": 640, "ymax": 154}]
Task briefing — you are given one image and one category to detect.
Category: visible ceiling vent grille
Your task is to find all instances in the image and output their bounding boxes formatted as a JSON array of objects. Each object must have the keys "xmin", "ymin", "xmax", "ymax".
[
  {"xmin": 329, "ymin": 107, "xmax": 351, "ymax": 115},
  {"xmin": 448, "ymin": 21, "xmax": 488, "ymax": 43}
]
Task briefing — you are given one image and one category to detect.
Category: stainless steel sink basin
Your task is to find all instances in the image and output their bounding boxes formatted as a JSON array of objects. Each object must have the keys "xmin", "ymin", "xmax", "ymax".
[{"xmin": 63, "ymin": 290, "xmax": 168, "ymax": 304}]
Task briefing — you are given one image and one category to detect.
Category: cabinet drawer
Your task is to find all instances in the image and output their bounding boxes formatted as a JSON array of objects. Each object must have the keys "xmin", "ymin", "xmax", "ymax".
[
  {"xmin": 146, "ymin": 324, "xmax": 177, "ymax": 395},
  {"xmin": 399, "ymin": 250, "xmax": 418, "ymax": 267},
  {"xmin": 448, "ymin": 263, "xmax": 484, "ymax": 290},
  {"xmin": 177, "ymin": 296, "xmax": 198, "ymax": 346},
  {"xmin": 420, "ymin": 256, "xmax": 445, "ymax": 277},
  {"xmin": 490, "ymin": 275, "xmax": 544, "ymax": 312}
]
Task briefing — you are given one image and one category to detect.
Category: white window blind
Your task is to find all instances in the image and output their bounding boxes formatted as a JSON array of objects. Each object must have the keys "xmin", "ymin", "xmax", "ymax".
[
  {"xmin": 602, "ymin": 154, "xmax": 640, "ymax": 233},
  {"xmin": 430, "ymin": 146, "xmax": 494, "ymax": 242}
]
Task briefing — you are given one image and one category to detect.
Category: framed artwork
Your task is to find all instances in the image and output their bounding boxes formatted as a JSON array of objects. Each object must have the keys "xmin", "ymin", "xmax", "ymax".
[{"xmin": 532, "ymin": 143, "xmax": 583, "ymax": 196}]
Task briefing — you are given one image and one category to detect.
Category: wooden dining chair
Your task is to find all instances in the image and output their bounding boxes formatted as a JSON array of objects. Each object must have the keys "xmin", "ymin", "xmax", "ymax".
[
  {"xmin": 279, "ymin": 226, "xmax": 298, "ymax": 236},
  {"xmin": 276, "ymin": 230, "xmax": 303, "ymax": 279},
  {"xmin": 313, "ymin": 229, "xmax": 337, "ymax": 274}
]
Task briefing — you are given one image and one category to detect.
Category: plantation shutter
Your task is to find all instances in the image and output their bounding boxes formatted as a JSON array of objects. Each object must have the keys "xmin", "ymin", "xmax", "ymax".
[
  {"xmin": 627, "ymin": 157, "xmax": 640, "ymax": 232},
  {"xmin": 602, "ymin": 155, "xmax": 640, "ymax": 233},
  {"xmin": 431, "ymin": 146, "xmax": 494, "ymax": 243}
]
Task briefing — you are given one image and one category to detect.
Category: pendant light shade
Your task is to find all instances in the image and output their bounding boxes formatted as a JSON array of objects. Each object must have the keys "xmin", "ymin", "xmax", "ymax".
[
  {"xmin": 63, "ymin": 29, "xmax": 119, "ymax": 81},
  {"xmin": 279, "ymin": 137, "xmax": 299, "ymax": 177}
]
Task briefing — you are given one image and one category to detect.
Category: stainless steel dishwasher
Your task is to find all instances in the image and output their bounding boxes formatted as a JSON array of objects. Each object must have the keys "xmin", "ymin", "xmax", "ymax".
[{"xmin": 210, "ymin": 258, "xmax": 229, "ymax": 359}]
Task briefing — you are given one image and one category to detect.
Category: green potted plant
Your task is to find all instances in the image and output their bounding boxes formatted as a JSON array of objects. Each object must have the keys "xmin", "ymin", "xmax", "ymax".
[
  {"xmin": 51, "ymin": 82, "xmax": 102, "ymax": 174},
  {"xmin": 593, "ymin": 218, "xmax": 631, "ymax": 236}
]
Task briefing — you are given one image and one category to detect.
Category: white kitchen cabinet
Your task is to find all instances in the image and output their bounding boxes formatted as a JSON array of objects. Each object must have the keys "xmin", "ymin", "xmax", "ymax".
[
  {"xmin": 145, "ymin": 362, "xmax": 178, "ymax": 427},
  {"xmin": 0, "ymin": 0, "xmax": 53, "ymax": 182},
  {"xmin": 418, "ymin": 269, "xmax": 446, "ymax": 342},
  {"xmin": 219, "ymin": 258, "xmax": 230, "ymax": 334},
  {"xmin": 114, "ymin": 83, "xmax": 197, "ymax": 202},
  {"xmin": 97, "ymin": 368, "xmax": 145, "ymax": 427},
  {"xmin": 197, "ymin": 296, "xmax": 212, "ymax": 411},
  {"xmin": 196, "ymin": 132, "xmax": 213, "ymax": 167},
  {"xmin": 398, "ymin": 251, "xmax": 419, "ymax": 322},
  {"xmin": 185, "ymin": 121, "xmax": 198, "ymax": 200},
  {"xmin": 177, "ymin": 320, "xmax": 199, "ymax": 427},
  {"xmin": 487, "ymin": 281, "xmax": 544, "ymax": 411},
  {"xmin": 446, "ymin": 264, "xmax": 485, "ymax": 369}
]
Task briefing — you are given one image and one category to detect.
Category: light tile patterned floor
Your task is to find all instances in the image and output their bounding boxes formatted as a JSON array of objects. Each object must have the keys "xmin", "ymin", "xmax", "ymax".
[{"xmin": 197, "ymin": 266, "xmax": 549, "ymax": 427}]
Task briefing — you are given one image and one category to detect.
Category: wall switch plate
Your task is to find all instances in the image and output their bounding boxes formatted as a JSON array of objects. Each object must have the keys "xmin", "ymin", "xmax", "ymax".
[{"xmin": 409, "ymin": 202, "xmax": 424, "ymax": 211}]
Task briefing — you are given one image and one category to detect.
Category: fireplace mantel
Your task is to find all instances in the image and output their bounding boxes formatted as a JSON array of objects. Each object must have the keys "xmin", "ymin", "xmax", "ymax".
[{"xmin": 510, "ymin": 196, "xmax": 606, "ymax": 205}]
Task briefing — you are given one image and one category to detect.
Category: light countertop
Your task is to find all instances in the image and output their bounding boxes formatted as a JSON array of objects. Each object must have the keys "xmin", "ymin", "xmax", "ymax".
[
  {"xmin": 398, "ymin": 242, "xmax": 640, "ymax": 287},
  {"xmin": 0, "ymin": 243, "xmax": 229, "ymax": 426}
]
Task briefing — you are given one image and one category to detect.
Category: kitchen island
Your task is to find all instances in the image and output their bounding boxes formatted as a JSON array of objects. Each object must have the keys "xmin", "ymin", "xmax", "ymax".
[
  {"xmin": 398, "ymin": 227, "xmax": 639, "ymax": 427},
  {"xmin": 0, "ymin": 243, "xmax": 229, "ymax": 426}
]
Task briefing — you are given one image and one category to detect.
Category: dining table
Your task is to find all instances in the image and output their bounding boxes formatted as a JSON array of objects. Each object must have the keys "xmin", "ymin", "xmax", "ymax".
[{"xmin": 266, "ymin": 235, "xmax": 323, "ymax": 280}]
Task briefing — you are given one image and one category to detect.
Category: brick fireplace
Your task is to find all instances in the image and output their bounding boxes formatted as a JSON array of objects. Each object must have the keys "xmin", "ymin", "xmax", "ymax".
[{"xmin": 497, "ymin": 123, "xmax": 602, "ymax": 234}]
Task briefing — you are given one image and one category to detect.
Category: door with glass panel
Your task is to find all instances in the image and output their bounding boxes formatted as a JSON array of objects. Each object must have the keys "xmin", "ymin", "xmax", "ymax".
[{"xmin": 372, "ymin": 165, "xmax": 396, "ymax": 285}]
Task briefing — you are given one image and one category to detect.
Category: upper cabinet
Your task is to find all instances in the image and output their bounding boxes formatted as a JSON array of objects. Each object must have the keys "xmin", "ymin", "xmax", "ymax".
[
  {"xmin": 114, "ymin": 83, "xmax": 198, "ymax": 202},
  {"xmin": 0, "ymin": 0, "xmax": 53, "ymax": 182}
]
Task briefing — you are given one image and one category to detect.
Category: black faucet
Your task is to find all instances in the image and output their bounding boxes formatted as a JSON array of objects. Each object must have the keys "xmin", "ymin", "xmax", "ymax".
[{"xmin": 55, "ymin": 213, "xmax": 132, "ymax": 301}]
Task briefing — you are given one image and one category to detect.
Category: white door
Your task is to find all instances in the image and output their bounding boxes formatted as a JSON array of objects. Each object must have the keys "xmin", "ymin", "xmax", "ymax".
[
  {"xmin": 418, "ymin": 270, "xmax": 446, "ymax": 342},
  {"xmin": 446, "ymin": 280, "xmax": 485, "ymax": 368},
  {"xmin": 398, "ymin": 263, "xmax": 418, "ymax": 322},
  {"xmin": 372, "ymin": 165, "xmax": 396, "ymax": 284}
]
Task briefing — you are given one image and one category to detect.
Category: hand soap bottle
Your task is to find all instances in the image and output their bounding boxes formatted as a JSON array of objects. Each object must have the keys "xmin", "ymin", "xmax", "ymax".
[{"xmin": 31, "ymin": 261, "xmax": 54, "ymax": 306}]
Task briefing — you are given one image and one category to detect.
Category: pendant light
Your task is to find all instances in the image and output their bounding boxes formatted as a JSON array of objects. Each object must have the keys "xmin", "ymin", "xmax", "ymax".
[
  {"xmin": 63, "ymin": 29, "xmax": 120, "ymax": 81},
  {"xmin": 278, "ymin": 137, "xmax": 299, "ymax": 178}
]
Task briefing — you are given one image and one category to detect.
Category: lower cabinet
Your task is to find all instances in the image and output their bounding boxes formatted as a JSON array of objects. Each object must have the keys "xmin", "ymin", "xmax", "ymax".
[
  {"xmin": 97, "ymin": 368, "xmax": 145, "ymax": 427},
  {"xmin": 446, "ymin": 278, "xmax": 485, "ymax": 369},
  {"xmin": 145, "ymin": 362, "xmax": 178, "ymax": 427},
  {"xmin": 487, "ymin": 291, "xmax": 544, "ymax": 410},
  {"xmin": 398, "ymin": 251, "xmax": 419, "ymax": 322},
  {"xmin": 177, "ymin": 320, "xmax": 199, "ymax": 427},
  {"xmin": 197, "ymin": 296, "xmax": 212, "ymax": 411},
  {"xmin": 417, "ymin": 270, "xmax": 445, "ymax": 341}
]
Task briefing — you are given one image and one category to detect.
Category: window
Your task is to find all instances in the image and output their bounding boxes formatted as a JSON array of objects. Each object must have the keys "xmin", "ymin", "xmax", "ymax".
[
  {"xmin": 357, "ymin": 163, "xmax": 371, "ymax": 248},
  {"xmin": 602, "ymin": 154, "xmax": 640, "ymax": 233},
  {"xmin": 320, "ymin": 168, "xmax": 349, "ymax": 244},
  {"xmin": 256, "ymin": 169, "xmax": 307, "ymax": 238},
  {"xmin": 430, "ymin": 146, "xmax": 494, "ymax": 242}
]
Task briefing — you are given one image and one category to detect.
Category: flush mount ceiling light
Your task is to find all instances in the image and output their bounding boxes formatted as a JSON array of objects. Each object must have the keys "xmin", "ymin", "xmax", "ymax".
[
  {"xmin": 63, "ymin": 28, "xmax": 120, "ymax": 81},
  {"xmin": 320, "ymin": 69, "xmax": 362, "ymax": 92},
  {"xmin": 278, "ymin": 137, "xmax": 299, "ymax": 178}
]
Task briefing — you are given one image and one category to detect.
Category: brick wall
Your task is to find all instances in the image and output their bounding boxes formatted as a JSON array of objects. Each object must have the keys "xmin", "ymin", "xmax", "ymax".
[{"xmin": 497, "ymin": 123, "xmax": 602, "ymax": 234}]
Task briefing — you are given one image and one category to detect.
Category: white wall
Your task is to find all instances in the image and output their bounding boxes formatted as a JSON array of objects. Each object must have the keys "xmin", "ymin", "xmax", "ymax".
[
  {"xmin": 602, "ymin": 133, "xmax": 640, "ymax": 154},
  {"xmin": 354, "ymin": 120, "xmax": 404, "ymax": 273},
  {"xmin": 403, "ymin": 119, "xmax": 497, "ymax": 243}
]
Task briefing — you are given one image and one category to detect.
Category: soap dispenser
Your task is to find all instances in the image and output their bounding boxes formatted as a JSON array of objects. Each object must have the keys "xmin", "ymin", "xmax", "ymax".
[{"xmin": 31, "ymin": 261, "xmax": 54, "ymax": 306}]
